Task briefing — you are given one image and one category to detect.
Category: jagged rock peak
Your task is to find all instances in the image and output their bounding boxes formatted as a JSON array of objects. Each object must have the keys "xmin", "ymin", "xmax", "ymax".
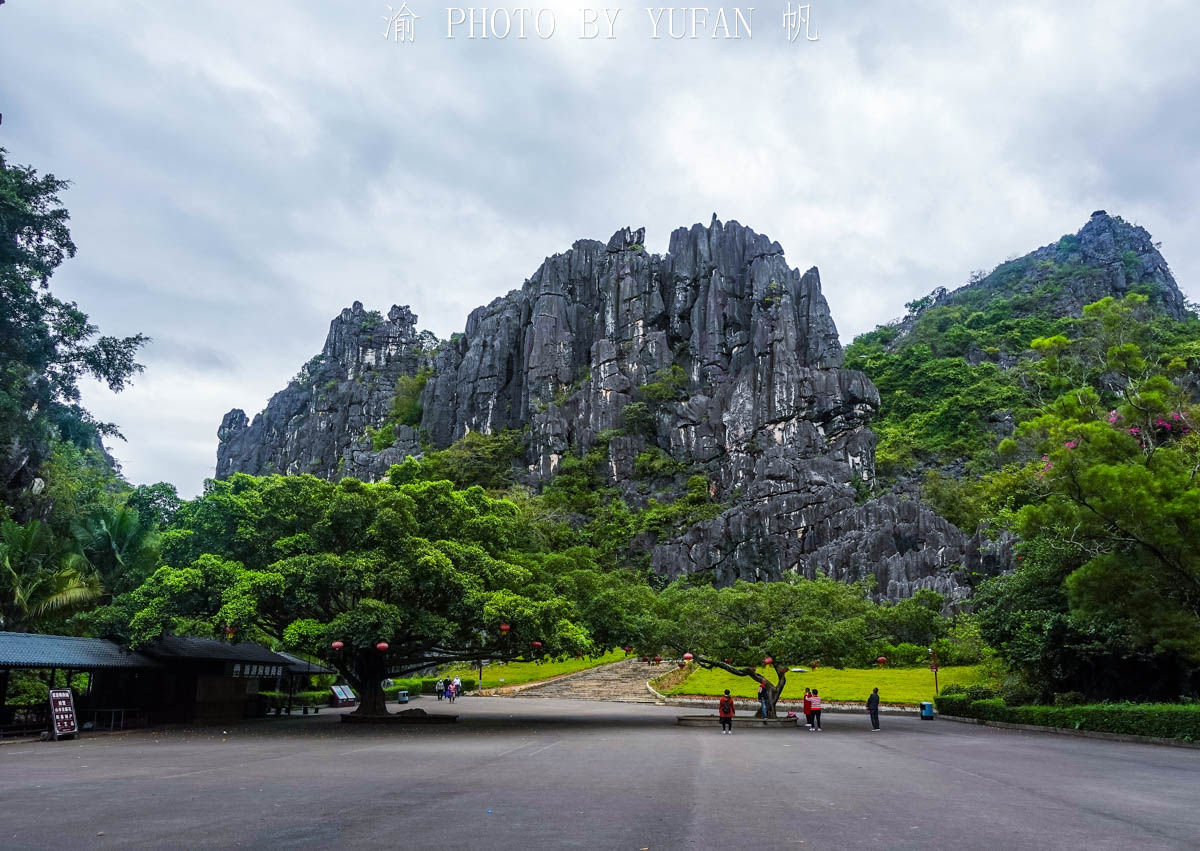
[{"xmin": 216, "ymin": 217, "xmax": 995, "ymax": 601}]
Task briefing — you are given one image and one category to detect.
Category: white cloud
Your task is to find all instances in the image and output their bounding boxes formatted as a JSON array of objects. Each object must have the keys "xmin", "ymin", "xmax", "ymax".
[{"xmin": 2, "ymin": 0, "xmax": 1197, "ymax": 496}]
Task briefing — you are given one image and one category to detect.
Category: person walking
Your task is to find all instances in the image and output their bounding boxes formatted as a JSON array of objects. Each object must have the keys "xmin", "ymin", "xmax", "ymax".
[
  {"xmin": 757, "ymin": 680, "xmax": 771, "ymax": 719},
  {"xmin": 718, "ymin": 689, "xmax": 735, "ymax": 734},
  {"xmin": 810, "ymin": 689, "xmax": 822, "ymax": 731},
  {"xmin": 435, "ymin": 678, "xmax": 445, "ymax": 701},
  {"xmin": 802, "ymin": 688, "xmax": 813, "ymax": 729},
  {"xmin": 453, "ymin": 676, "xmax": 462, "ymax": 699},
  {"xmin": 867, "ymin": 687, "xmax": 880, "ymax": 731}
]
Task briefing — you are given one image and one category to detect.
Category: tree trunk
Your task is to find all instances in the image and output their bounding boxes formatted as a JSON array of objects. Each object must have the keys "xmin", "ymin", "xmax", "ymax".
[
  {"xmin": 345, "ymin": 651, "xmax": 390, "ymax": 717},
  {"xmin": 696, "ymin": 658, "xmax": 787, "ymax": 718}
]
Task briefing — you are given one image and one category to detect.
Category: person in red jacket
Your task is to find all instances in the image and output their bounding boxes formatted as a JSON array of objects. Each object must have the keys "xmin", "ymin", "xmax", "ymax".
[
  {"xmin": 718, "ymin": 689, "xmax": 735, "ymax": 734},
  {"xmin": 802, "ymin": 688, "xmax": 813, "ymax": 729}
]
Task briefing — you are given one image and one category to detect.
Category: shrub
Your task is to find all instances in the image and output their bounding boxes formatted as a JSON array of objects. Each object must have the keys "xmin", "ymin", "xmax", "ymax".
[
  {"xmin": 1002, "ymin": 685, "xmax": 1039, "ymax": 707},
  {"xmin": 964, "ymin": 684, "xmax": 998, "ymax": 701},
  {"xmin": 939, "ymin": 682, "xmax": 967, "ymax": 696},
  {"xmin": 621, "ymin": 401, "xmax": 656, "ymax": 438},
  {"xmin": 935, "ymin": 698, "xmax": 1200, "ymax": 741}
]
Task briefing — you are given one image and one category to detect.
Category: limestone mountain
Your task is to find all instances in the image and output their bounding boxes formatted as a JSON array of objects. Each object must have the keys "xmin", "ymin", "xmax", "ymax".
[
  {"xmin": 218, "ymin": 217, "xmax": 1012, "ymax": 602},
  {"xmin": 845, "ymin": 211, "xmax": 1191, "ymax": 479}
]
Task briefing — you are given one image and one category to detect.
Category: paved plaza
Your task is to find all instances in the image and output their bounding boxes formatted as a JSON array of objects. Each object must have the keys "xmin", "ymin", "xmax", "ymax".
[{"xmin": 1, "ymin": 697, "xmax": 1197, "ymax": 850}]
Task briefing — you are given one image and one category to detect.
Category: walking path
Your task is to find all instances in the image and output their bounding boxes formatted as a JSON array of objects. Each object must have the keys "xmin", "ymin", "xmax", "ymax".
[{"xmin": 513, "ymin": 658, "xmax": 660, "ymax": 703}]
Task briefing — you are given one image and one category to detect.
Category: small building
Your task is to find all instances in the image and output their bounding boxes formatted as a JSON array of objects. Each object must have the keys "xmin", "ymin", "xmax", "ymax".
[
  {"xmin": 0, "ymin": 632, "xmax": 162, "ymax": 736},
  {"xmin": 0, "ymin": 632, "xmax": 298, "ymax": 733},
  {"xmin": 139, "ymin": 635, "xmax": 292, "ymax": 724}
]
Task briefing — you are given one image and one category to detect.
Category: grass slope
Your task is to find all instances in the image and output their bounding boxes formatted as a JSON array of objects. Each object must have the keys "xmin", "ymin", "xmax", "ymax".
[
  {"xmin": 441, "ymin": 649, "xmax": 628, "ymax": 689},
  {"xmin": 669, "ymin": 665, "xmax": 988, "ymax": 705}
]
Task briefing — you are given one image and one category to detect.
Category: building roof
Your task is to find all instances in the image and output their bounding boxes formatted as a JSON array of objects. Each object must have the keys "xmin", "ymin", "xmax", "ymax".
[
  {"xmin": 0, "ymin": 632, "xmax": 161, "ymax": 670},
  {"xmin": 276, "ymin": 651, "xmax": 335, "ymax": 676},
  {"xmin": 142, "ymin": 635, "xmax": 289, "ymax": 665}
]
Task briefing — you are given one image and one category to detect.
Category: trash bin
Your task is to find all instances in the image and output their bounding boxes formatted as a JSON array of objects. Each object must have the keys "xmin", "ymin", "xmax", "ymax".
[{"xmin": 920, "ymin": 701, "xmax": 934, "ymax": 720}]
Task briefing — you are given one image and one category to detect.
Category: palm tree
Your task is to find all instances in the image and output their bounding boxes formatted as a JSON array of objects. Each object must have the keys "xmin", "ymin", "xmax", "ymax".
[
  {"xmin": 0, "ymin": 518, "xmax": 102, "ymax": 632},
  {"xmin": 73, "ymin": 504, "xmax": 159, "ymax": 597}
]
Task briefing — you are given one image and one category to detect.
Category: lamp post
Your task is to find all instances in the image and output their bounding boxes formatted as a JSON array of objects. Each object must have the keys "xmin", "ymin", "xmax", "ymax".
[{"xmin": 927, "ymin": 647, "xmax": 939, "ymax": 694}]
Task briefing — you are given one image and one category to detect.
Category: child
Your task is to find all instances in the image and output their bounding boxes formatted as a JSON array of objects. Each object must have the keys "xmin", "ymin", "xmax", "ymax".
[
  {"xmin": 810, "ymin": 689, "xmax": 822, "ymax": 731},
  {"xmin": 718, "ymin": 689, "xmax": 735, "ymax": 734}
]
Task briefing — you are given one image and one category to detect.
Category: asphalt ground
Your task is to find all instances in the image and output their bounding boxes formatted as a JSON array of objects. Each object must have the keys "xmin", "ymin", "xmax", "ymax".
[{"xmin": 1, "ymin": 696, "xmax": 1197, "ymax": 850}]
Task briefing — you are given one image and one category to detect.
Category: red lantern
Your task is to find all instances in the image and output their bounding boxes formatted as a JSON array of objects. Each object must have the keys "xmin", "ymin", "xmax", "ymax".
[
  {"xmin": 376, "ymin": 641, "xmax": 389, "ymax": 652},
  {"xmin": 499, "ymin": 622, "xmax": 511, "ymax": 634},
  {"xmin": 623, "ymin": 645, "xmax": 633, "ymax": 653},
  {"xmin": 654, "ymin": 655, "xmax": 663, "ymax": 663},
  {"xmin": 877, "ymin": 656, "xmax": 888, "ymax": 666},
  {"xmin": 677, "ymin": 660, "xmax": 686, "ymax": 668},
  {"xmin": 640, "ymin": 656, "xmax": 649, "ymax": 662},
  {"xmin": 224, "ymin": 625, "xmax": 235, "ymax": 634},
  {"xmin": 724, "ymin": 657, "xmax": 732, "ymax": 664},
  {"xmin": 763, "ymin": 656, "xmax": 774, "ymax": 667},
  {"xmin": 330, "ymin": 640, "xmax": 344, "ymax": 651},
  {"xmin": 683, "ymin": 652, "xmax": 694, "ymax": 662},
  {"xmin": 531, "ymin": 640, "xmax": 543, "ymax": 650}
]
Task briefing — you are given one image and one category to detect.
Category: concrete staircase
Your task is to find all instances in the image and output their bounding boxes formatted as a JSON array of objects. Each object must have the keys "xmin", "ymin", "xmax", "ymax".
[{"xmin": 514, "ymin": 659, "xmax": 661, "ymax": 703}]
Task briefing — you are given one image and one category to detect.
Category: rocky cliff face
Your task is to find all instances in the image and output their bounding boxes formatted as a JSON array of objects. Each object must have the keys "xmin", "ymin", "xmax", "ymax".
[
  {"xmin": 217, "ymin": 304, "xmax": 436, "ymax": 482},
  {"xmin": 218, "ymin": 217, "xmax": 1004, "ymax": 602}
]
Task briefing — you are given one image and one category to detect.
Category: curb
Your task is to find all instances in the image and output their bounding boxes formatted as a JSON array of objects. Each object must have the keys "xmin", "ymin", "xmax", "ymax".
[{"xmin": 938, "ymin": 714, "xmax": 1200, "ymax": 749}]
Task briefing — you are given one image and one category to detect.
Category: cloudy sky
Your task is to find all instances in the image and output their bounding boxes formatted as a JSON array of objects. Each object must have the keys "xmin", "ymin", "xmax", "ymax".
[{"xmin": 2, "ymin": 1, "xmax": 1198, "ymax": 496}]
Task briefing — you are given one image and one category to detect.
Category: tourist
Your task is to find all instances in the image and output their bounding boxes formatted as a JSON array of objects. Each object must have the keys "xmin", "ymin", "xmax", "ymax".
[
  {"xmin": 718, "ymin": 689, "xmax": 735, "ymax": 734},
  {"xmin": 453, "ymin": 675, "xmax": 462, "ymax": 698},
  {"xmin": 446, "ymin": 680, "xmax": 456, "ymax": 703},
  {"xmin": 803, "ymin": 688, "xmax": 813, "ymax": 729},
  {"xmin": 758, "ymin": 680, "xmax": 771, "ymax": 719},
  {"xmin": 810, "ymin": 689, "xmax": 822, "ymax": 731},
  {"xmin": 436, "ymin": 678, "xmax": 445, "ymax": 700},
  {"xmin": 867, "ymin": 687, "xmax": 881, "ymax": 731}
]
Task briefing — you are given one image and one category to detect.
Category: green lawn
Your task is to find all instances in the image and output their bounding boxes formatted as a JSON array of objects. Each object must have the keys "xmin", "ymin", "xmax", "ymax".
[
  {"xmin": 441, "ymin": 649, "xmax": 628, "ymax": 689},
  {"xmin": 668, "ymin": 665, "xmax": 989, "ymax": 705}
]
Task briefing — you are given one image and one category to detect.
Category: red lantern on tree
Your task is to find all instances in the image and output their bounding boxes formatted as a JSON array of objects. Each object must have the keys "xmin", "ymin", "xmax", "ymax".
[
  {"xmin": 683, "ymin": 652, "xmax": 694, "ymax": 662},
  {"xmin": 531, "ymin": 640, "xmax": 543, "ymax": 650},
  {"xmin": 623, "ymin": 645, "xmax": 633, "ymax": 653},
  {"xmin": 499, "ymin": 623, "xmax": 511, "ymax": 634},
  {"xmin": 331, "ymin": 640, "xmax": 344, "ymax": 651},
  {"xmin": 723, "ymin": 657, "xmax": 732, "ymax": 664},
  {"xmin": 653, "ymin": 655, "xmax": 663, "ymax": 663},
  {"xmin": 877, "ymin": 656, "xmax": 888, "ymax": 666},
  {"xmin": 376, "ymin": 641, "xmax": 389, "ymax": 652},
  {"xmin": 763, "ymin": 656, "xmax": 774, "ymax": 667}
]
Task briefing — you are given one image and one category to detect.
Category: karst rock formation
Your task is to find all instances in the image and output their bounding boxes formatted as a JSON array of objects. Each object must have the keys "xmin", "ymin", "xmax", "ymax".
[{"xmin": 218, "ymin": 217, "xmax": 1013, "ymax": 601}]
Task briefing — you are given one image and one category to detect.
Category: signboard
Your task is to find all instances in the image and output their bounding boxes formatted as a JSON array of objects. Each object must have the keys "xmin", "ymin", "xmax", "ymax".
[
  {"xmin": 228, "ymin": 663, "xmax": 283, "ymax": 678},
  {"xmin": 49, "ymin": 688, "xmax": 78, "ymax": 740},
  {"xmin": 929, "ymin": 665, "xmax": 939, "ymax": 673}
]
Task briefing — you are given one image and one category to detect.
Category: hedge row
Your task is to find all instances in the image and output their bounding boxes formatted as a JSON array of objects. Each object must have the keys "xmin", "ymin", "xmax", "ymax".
[
  {"xmin": 383, "ymin": 678, "xmax": 476, "ymax": 699},
  {"xmin": 934, "ymin": 695, "xmax": 1200, "ymax": 741},
  {"xmin": 259, "ymin": 689, "xmax": 328, "ymax": 708}
]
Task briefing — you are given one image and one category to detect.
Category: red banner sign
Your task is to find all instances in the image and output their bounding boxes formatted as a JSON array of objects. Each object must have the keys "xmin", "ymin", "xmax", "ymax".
[{"xmin": 49, "ymin": 688, "xmax": 78, "ymax": 739}]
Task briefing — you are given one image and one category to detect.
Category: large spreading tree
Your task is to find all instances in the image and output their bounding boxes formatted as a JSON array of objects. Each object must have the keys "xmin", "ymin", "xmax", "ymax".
[{"xmin": 106, "ymin": 467, "xmax": 635, "ymax": 715}]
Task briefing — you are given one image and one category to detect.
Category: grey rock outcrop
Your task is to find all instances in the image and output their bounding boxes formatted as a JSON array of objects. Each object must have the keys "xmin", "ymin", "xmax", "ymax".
[
  {"xmin": 217, "ymin": 302, "xmax": 434, "ymax": 482},
  {"xmin": 218, "ymin": 217, "xmax": 1005, "ymax": 601}
]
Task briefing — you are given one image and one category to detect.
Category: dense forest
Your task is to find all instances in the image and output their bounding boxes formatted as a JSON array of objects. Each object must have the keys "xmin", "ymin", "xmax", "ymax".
[{"xmin": 3, "ymin": 150, "xmax": 1198, "ymax": 717}]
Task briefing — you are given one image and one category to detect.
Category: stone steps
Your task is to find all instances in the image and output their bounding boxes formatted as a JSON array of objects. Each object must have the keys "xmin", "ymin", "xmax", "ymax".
[{"xmin": 514, "ymin": 659, "xmax": 662, "ymax": 703}]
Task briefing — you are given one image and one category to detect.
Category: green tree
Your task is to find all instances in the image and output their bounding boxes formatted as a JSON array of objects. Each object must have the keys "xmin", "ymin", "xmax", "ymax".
[
  {"xmin": 0, "ymin": 518, "xmax": 100, "ymax": 632},
  {"xmin": 0, "ymin": 149, "xmax": 146, "ymax": 509},
  {"xmin": 644, "ymin": 577, "xmax": 878, "ymax": 717},
  {"xmin": 110, "ymin": 473, "xmax": 601, "ymax": 715}
]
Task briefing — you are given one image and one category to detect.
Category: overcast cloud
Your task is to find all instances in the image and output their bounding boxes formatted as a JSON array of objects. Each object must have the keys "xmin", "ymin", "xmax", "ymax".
[{"xmin": 2, "ymin": 0, "xmax": 1197, "ymax": 496}]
